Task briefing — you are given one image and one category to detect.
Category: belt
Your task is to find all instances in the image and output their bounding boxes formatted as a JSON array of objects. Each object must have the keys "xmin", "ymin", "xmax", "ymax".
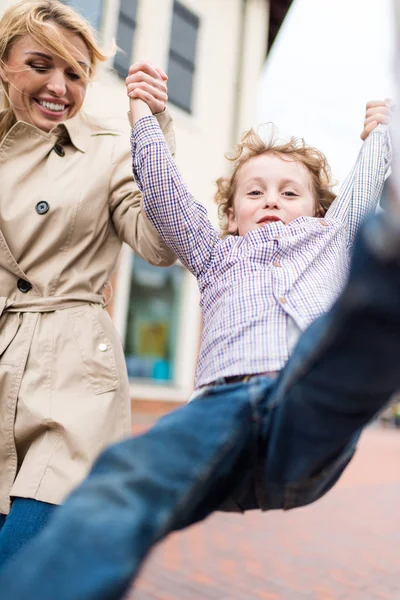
[
  {"xmin": 0, "ymin": 293, "xmax": 108, "ymax": 357},
  {"xmin": 219, "ymin": 371, "xmax": 279, "ymax": 384},
  {"xmin": 0, "ymin": 293, "xmax": 106, "ymax": 319}
]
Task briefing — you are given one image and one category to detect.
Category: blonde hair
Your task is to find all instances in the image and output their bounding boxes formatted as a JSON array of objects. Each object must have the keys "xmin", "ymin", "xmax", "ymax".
[
  {"xmin": 0, "ymin": 0, "xmax": 107, "ymax": 139},
  {"xmin": 215, "ymin": 128, "xmax": 336, "ymax": 236}
]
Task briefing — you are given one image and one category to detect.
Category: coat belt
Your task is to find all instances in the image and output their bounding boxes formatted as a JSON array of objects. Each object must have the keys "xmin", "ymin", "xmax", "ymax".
[{"xmin": 0, "ymin": 293, "xmax": 105, "ymax": 319}]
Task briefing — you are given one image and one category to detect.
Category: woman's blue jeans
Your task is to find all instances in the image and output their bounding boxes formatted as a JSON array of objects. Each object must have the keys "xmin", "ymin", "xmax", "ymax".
[
  {"xmin": 1, "ymin": 215, "xmax": 400, "ymax": 600},
  {"xmin": 0, "ymin": 498, "xmax": 56, "ymax": 568}
]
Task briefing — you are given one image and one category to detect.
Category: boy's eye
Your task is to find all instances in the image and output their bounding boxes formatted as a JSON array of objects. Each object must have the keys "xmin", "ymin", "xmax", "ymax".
[
  {"xmin": 283, "ymin": 191, "xmax": 298, "ymax": 197},
  {"xmin": 248, "ymin": 190, "xmax": 262, "ymax": 196}
]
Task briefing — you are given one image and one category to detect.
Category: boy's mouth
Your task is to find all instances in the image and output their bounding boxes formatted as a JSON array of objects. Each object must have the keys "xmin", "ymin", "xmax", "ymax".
[{"xmin": 257, "ymin": 215, "xmax": 283, "ymax": 225}]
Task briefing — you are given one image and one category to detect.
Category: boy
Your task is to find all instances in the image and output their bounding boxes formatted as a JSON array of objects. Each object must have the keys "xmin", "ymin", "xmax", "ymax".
[{"xmin": 0, "ymin": 64, "xmax": 398, "ymax": 600}]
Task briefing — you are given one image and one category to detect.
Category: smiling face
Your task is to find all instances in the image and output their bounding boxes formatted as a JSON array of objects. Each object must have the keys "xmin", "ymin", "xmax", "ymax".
[
  {"xmin": 2, "ymin": 30, "xmax": 90, "ymax": 132},
  {"xmin": 227, "ymin": 152, "xmax": 317, "ymax": 236}
]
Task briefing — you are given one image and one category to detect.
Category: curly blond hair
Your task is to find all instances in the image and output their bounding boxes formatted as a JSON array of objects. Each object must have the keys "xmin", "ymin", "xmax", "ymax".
[{"xmin": 215, "ymin": 128, "xmax": 336, "ymax": 236}]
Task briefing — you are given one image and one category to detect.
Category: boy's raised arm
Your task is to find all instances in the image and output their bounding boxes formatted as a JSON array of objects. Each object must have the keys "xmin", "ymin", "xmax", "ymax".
[
  {"xmin": 360, "ymin": 100, "xmax": 392, "ymax": 140},
  {"xmin": 126, "ymin": 62, "xmax": 220, "ymax": 278},
  {"xmin": 326, "ymin": 100, "xmax": 392, "ymax": 244}
]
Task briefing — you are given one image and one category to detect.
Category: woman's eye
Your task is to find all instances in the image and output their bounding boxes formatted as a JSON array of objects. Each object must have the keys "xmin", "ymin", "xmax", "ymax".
[
  {"xmin": 67, "ymin": 72, "xmax": 80, "ymax": 81},
  {"xmin": 30, "ymin": 64, "xmax": 48, "ymax": 73}
]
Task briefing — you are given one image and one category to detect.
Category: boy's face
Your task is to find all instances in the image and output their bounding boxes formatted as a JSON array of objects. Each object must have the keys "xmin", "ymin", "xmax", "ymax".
[{"xmin": 228, "ymin": 153, "xmax": 316, "ymax": 236}]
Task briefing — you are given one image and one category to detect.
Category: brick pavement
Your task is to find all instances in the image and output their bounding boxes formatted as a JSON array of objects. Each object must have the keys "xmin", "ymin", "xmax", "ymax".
[{"xmin": 127, "ymin": 427, "xmax": 400, "ymax": 600}]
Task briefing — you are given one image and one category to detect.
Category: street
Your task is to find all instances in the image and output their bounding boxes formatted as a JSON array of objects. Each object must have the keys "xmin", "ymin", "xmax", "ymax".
[{"xmin": 129, "ymin": 427, "xmax": 400, "ymax": 599}]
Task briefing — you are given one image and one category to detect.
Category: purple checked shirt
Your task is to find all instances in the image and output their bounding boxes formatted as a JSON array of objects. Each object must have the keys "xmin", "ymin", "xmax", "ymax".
[{"xmin": 131, "ymin": 117, "xmax": 391, "ymax": 389}]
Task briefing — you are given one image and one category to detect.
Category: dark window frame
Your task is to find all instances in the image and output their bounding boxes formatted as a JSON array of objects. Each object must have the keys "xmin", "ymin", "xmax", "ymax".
[
  {"xmin": 114, "ymin": 0, "xmax": 139, "ymax": 79},
  {"xmin": 167, "ymin": 1, "xmax": 200, "ymax": 114}
]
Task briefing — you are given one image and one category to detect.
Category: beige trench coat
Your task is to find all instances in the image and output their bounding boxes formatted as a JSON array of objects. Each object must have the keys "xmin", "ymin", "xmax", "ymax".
[{"xmin": 0, "ymin": 109, "xmax": 176, "ymax": 514}]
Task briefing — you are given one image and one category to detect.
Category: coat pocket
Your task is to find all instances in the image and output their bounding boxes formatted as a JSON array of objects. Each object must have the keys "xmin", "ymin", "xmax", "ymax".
[{"xmin": 68, "ymin": 307, "xmax": 119, "ymax": 395}]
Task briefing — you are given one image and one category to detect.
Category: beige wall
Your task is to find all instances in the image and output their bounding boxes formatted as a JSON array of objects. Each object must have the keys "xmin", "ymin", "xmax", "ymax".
[{"xmin": 0, "ymin": 0, "xmax": 269, "ymax": 401}]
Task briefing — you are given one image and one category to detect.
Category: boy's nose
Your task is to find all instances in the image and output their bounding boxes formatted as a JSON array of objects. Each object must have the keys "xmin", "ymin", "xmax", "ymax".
[{"xmin": 263, "ymin": 195, "xmax": 280, "ymax": 209}]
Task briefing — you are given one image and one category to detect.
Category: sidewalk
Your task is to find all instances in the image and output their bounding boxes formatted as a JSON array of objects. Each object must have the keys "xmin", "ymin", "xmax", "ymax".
[{"xmin": 128, "ymin": 428, "xmax": 400, "ymax": 600}]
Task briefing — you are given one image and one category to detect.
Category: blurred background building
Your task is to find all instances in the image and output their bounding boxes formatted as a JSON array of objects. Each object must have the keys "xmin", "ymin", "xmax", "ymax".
[
  {"xmin": 0, "ymin": 0, "xmax": 290, "ymax": 412},
  {"xmin": 0, "ymin": 0, "xmax": 292, "ymax": 413}
]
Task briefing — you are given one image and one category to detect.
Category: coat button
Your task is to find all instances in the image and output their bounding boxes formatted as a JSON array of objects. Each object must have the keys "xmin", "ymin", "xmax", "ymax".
[
  {"xmin": 98, "ymin": 343, "xmax": 107, "ymax": 352},
  {"xmin": 53, "ymin": 144, "xmax": 65, "ymax": 157},
  {"xmin": 36, "ymin": 201, "xmax": 49, "ymax": 215},
  {"xmin": 17, "ymin": 278, "xmax": 32, "ymax": 293}
]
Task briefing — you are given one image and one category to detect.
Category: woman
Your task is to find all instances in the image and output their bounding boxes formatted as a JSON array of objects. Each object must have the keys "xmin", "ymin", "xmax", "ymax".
[{"xmin": 0, "ymin": 0, "xmax": 176, "ymax": 563}]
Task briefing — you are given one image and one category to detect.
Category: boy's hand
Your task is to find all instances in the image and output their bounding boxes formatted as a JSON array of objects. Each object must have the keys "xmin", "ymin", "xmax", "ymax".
[
  {"xmin": 360, "ymin": 99, "xmax": 393, "ymax": 140},
  {"xmin": 126, "ymin": 61, "xmax": 168, "ymax": 115}
]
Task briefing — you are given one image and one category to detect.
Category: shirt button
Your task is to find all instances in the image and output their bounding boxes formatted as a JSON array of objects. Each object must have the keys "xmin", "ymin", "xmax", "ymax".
[
  {"xmin": 35, "ymin": 201, "xmax": 50, "ymax": 215},
  {"xmin": 279, "ymin": 296, "xmax": 286, "ymax": 304},
  {"xmin": 273, "ymin": 261, "xmax": 281, "ymax": 267},
  {"xmin": 319, "ymin": 219, "xmax": 329, "ymax": 226},
  {"xmin": 53, "ymin": 144, "xmax": 65, "ymax": 157},
  {"xmin": 274, "ymin": 235, "xmax": 280, "ymax": 239},
  {"xmin": 17, "ymin": 278, "xmax": 32, "ymax": 293},
  {"xmin": 98, "ymin": 343, "xmax": 107, "ymax": 352}
]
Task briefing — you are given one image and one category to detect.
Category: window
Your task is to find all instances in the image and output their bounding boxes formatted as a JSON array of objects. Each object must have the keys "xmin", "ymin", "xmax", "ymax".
[
  {"xmin": 62, "ymin": 0, "xmax": 104, "ymax": 30},
  {"xmin": 124, "ymin": 257, "xmax": 184, "ymax": 384},
  {"xmin": 167, "ymin": 1, "xmax": 200, "ymax": 113},
  {"xmin": 114, "ymin": 0, "xmax": 138, "ymax": 78}
]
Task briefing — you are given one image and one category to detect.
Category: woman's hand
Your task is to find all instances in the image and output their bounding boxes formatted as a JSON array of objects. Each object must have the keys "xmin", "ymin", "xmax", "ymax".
[
  {"xmin": 126, "ymin": 61, "xmax": 168, "ymax": 115},
  {"xmin": 360, "ymin": 99, "xmax": 393, "ymax": 140}
]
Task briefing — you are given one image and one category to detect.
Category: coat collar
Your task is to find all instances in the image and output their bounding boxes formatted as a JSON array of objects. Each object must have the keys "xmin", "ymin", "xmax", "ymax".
[
  {"xmin": 0, "ymin": 110, "xmax": 120, "ymax": 153},
  {"xmin": 59, "ymin": 112, "xmax": 121, "ymax": 152}
]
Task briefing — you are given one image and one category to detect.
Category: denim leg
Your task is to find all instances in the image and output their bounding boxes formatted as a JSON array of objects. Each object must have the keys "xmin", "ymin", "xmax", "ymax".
[
  {"xmin": 0, "ymin": 498, "xmax": 57, "ymax": 568},
  {"xmin": 262, "ymin": 223, "xmax": 400, "ymax": 509},
  {"xmin": 0, "ymin": 386, "xmax": 255, "ymax": 600}
]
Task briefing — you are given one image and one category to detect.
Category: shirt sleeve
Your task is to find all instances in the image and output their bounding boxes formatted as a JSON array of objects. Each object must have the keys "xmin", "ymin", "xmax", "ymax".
[
  {"xmin": 130, "ymin": 115, "xmax": 220, "ymax": 278},
  {"xmin": 108, "ymin": 109, "xmax": 177, "ymax": 267},
  {"xmin": 326, "ymin": 124, "xmax": 392, "ymax": 245}
]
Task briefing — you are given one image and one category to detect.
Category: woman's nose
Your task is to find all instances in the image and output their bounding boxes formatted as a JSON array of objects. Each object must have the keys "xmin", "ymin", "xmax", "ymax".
[{"xmin": 46, "ymin": 71, "xmax": 67, "ymax": 97}]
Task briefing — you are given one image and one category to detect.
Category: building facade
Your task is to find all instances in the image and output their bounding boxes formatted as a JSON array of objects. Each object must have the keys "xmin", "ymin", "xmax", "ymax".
[{"xmin": 0, "ymin": 0, "xmax": 270, "ymax": 407}]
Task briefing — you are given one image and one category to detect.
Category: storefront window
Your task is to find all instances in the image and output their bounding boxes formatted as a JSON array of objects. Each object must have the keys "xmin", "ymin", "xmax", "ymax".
[{"xmin": 124, "ymin": 256, "xmax": 184, "ymax": 384}]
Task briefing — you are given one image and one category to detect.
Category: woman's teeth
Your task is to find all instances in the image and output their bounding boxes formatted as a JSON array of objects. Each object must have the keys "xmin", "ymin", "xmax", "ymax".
[{"xmin": 37, "ymin": 100, "xmax": 66, "ymax": 112}]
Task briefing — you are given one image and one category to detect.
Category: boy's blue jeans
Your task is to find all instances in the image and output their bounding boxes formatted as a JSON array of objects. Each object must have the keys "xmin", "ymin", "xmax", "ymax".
[{"xmin": 1, "ymin": 215, "xmax": 400, "ymax": 600}]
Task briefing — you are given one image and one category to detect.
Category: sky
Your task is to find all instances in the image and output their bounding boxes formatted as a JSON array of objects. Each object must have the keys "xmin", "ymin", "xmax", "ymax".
[{"xmin": 257, "ymin": 0, "xmax": 396, "ymax": 188}]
